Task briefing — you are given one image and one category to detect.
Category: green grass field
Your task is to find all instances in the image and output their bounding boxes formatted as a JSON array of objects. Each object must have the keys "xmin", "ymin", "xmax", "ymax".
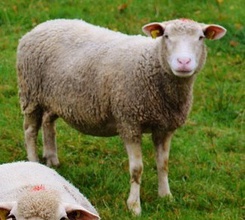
[{"xmin": 0, "ymin": 0, "xmax": 244, "ymax": 219}]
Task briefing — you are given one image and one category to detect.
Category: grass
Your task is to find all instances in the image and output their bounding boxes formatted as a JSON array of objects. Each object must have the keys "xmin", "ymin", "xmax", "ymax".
[{"xmin": 0, "ymin": 0, "xmax": 244, "ymax": 219}]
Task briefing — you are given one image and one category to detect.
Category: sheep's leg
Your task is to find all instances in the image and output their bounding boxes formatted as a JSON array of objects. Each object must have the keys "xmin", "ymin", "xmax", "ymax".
[
  {"xmin": 24, "ymin": 110, "xmax": 42, "ymax": 162},
  {"xmin": 42, "ymin": 112, "xmax": 59, "ymax": 167},
  {"xmin": 125, "ymin": 142, "xmax": 143, "ymax": 215},
  {"xmin": 152, "ymin": 131, "xmax": 173, "ymax": 197}
]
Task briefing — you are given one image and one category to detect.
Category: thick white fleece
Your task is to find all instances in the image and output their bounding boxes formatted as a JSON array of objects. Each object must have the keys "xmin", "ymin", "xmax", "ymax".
[{"xmin": 0, "ymin": 161, "xmax": 99, "ymax": 218}]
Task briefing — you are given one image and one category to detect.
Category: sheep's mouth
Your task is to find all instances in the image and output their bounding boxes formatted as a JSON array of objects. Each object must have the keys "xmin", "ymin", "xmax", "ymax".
[
  {"xmin": 177, "ymin": 70, "xmax": 192, "ymax": 74},
  {"xmin": 173, "ymin": 70, "xmax": 194, "ymax": 77}
]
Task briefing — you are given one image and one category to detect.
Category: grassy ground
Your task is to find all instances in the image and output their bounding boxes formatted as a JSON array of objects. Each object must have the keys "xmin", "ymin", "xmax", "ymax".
[{"xmin": 0, "ymin": 0, "xmax": 244, "ymax": 219}]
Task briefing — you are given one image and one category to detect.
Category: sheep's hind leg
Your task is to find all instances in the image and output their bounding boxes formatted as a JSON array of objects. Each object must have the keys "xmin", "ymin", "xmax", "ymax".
[
  {"xmin": 24, "ymin": 109, "xmax": 43, "ymax": 162},
  {"xmin": 152, "ymin": 130, "xmax": 174, "ymax": 197},
  {"xmin": 42, "ymin": 111, "xmax": 59, "ymax": 167},
  {"xmin": 125, "ymin": 141, "xmax": 143, "ymax": 215}
]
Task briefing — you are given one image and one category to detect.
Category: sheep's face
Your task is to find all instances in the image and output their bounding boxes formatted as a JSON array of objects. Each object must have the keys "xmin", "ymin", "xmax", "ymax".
[
  {"xmin": 161, "ymin": 21, "xmax": 207, "ymax": 77},
  {"xmin": 142, "ymin": 19, "xmax": 226, "ymax": 78},
  {"xmin": 10, "ymin": 190, "xmax": 62, "ymax": 220},
  {"xmin": 0, "ymin": 187, "xmax": 100, "ymax": 220}
]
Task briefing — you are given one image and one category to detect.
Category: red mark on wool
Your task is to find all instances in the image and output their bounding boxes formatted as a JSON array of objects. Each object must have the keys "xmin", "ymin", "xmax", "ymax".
[
  {"xmin": 32, "ymin": 185, "xmax": 46, "ymax": 191},
  {"xmin": 179, "ymin": 18, "xmax": 192, "ymax": 22}
]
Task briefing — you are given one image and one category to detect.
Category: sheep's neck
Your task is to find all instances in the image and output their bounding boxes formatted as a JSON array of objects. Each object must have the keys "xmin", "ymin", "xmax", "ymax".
[
  {"xmin": 162, "ymin": 74, "xmax": 195, "ymax": 106},
  {"xmin": 143, "ymin": 66, "xmax": 196, "ymax": 130},
  {"xmin": 165, "ymin": 74, "xmax": 195, "ymax": 126}
]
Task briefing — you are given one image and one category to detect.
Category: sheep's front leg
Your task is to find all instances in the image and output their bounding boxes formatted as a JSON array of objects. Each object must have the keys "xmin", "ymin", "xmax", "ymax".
[
  {"xmin": 125, "ymin": 142, "xmax": 143, "ymax": 215},
  {"xmin": 42, "ymin": 112, "xmax": 59, "ymax": 167},
  {"xmin": 24, "ymin": 111, "xmax": 42, "ymax": 162},
  {"xmin": 152, "ymin": 131, "xmax": 174, "ymax": 197}
]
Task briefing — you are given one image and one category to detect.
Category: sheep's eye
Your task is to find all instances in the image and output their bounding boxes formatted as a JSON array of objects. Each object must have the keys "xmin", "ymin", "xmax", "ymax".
[
  {"xmin": 7, "ymin": 214, "xmax": 16, "ymax": 220},
  {"xmin": 199, "ymin": 35, "xmax": 205, "ymax": 40},
  {"xmin": 164, "ymin": 34, "xmax": 169, "ymax": 39}
]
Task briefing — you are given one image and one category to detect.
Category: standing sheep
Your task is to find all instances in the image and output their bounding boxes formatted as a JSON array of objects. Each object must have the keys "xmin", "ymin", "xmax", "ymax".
[
  {"xmin": 0, "ymin": 161, "xmax": 100, "ymax": 220},
  {"xmin": 17, "ymin": 18, "xmax": 226, "ymax": 215}
]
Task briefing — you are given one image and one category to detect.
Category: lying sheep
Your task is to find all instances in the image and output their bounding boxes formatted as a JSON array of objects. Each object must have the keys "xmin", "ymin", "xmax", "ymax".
[
  {"xmin": 0, "ymin": 161, "xmax": 100, "ymax": 220},
  {"xmin": 17, "ymin": 18, "xmax": 226, "ymax": 215}
]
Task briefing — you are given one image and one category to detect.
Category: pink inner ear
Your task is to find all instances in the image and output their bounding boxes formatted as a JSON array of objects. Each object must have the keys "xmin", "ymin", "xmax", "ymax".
[
  {"xmin": 32, "ymin": 185, "xmax": 46, "ymax": 191},
  {"xmin": 147, "ymin": 24, "xmax": 164, "ymax": 37},
  {"xmin": 67, "ymin": 210, "xmax": 99, "ymax": 220},
  {"xmin": 204, "ymin": 25, "xmax": 226, "ymax": 39}
]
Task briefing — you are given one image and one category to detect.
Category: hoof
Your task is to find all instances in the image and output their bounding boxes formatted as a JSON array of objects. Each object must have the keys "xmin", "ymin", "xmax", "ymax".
[
  {"xmin": 159, "ymin": 192, "xmax": 174, "ymax": 201},
  {"xmin": 45, "ymin": 156, "xmax": 60, "ymax": 167},
  {"xmin": 127, "ymin": 198, "xmax": 141, "ymax": 216}
]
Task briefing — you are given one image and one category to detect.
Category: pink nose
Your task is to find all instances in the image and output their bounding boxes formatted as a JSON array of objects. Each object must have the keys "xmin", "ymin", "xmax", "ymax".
[{"xmin": 177, "ymin": 58, "xmax": 191, "ymax": 65}]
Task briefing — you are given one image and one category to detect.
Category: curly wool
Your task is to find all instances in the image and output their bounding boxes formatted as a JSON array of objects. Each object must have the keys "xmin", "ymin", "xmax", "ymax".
[{"xmin": 18, "ymin": 190, "xmax": 60, "ymax": 220}]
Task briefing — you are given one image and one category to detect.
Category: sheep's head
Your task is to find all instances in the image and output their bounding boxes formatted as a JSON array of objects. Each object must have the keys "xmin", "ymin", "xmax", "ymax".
[
  {"xmin": 0, "ymin": 185, "xmax": 100, "ymax": 220},
  {"xmin": 142, "ymin": 19, "xmax": 226, "ymax": 78}
]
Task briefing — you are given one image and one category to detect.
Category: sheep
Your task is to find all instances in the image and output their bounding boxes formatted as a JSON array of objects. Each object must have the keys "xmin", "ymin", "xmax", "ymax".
[
  {"xmin": 0, "ymin": 161, "xmax": 100, "ymax": 220},
  {"xmin": 17, "ymin": 18, "xmax": 226, "ymax": 215}
]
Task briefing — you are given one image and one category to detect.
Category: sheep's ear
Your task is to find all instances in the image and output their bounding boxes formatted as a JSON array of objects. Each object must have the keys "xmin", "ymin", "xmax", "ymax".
[
  {"xmin": 65, "ymin": 204, "xmax": 100, "ymax": 220},
  {"xmin": 203, "ymin": 24, "xmax": 227, "ymax": 40},
  {"xmin": 66, "ymin": 210, "xmax": 100, "ymax": 220},
  {"xmin": 142, "ymin": 22, "xmax": 164, "ymax": 39},
  {"xmin": 0, "ymin": 202, "xmax": 14, "ymax": 220},
  {"xmin": 0, "ymin": 208, "xmax": 10, "ymax": 220}
]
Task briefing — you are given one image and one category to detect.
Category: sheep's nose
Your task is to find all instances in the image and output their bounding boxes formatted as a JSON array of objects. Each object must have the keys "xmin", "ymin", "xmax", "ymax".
[{"xmin": 177, "ymin": 58, "xmax": 191, "ymax": 65}]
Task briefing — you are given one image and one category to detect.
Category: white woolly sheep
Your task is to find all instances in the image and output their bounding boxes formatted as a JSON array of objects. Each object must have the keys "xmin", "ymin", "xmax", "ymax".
[
  {"xmin": 0, "ymin": 161, "xmax": 100, "ymax": 220},
  {"xmin": 17, "ymin": 18, "xmax": 226, "ymax": 215}
]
